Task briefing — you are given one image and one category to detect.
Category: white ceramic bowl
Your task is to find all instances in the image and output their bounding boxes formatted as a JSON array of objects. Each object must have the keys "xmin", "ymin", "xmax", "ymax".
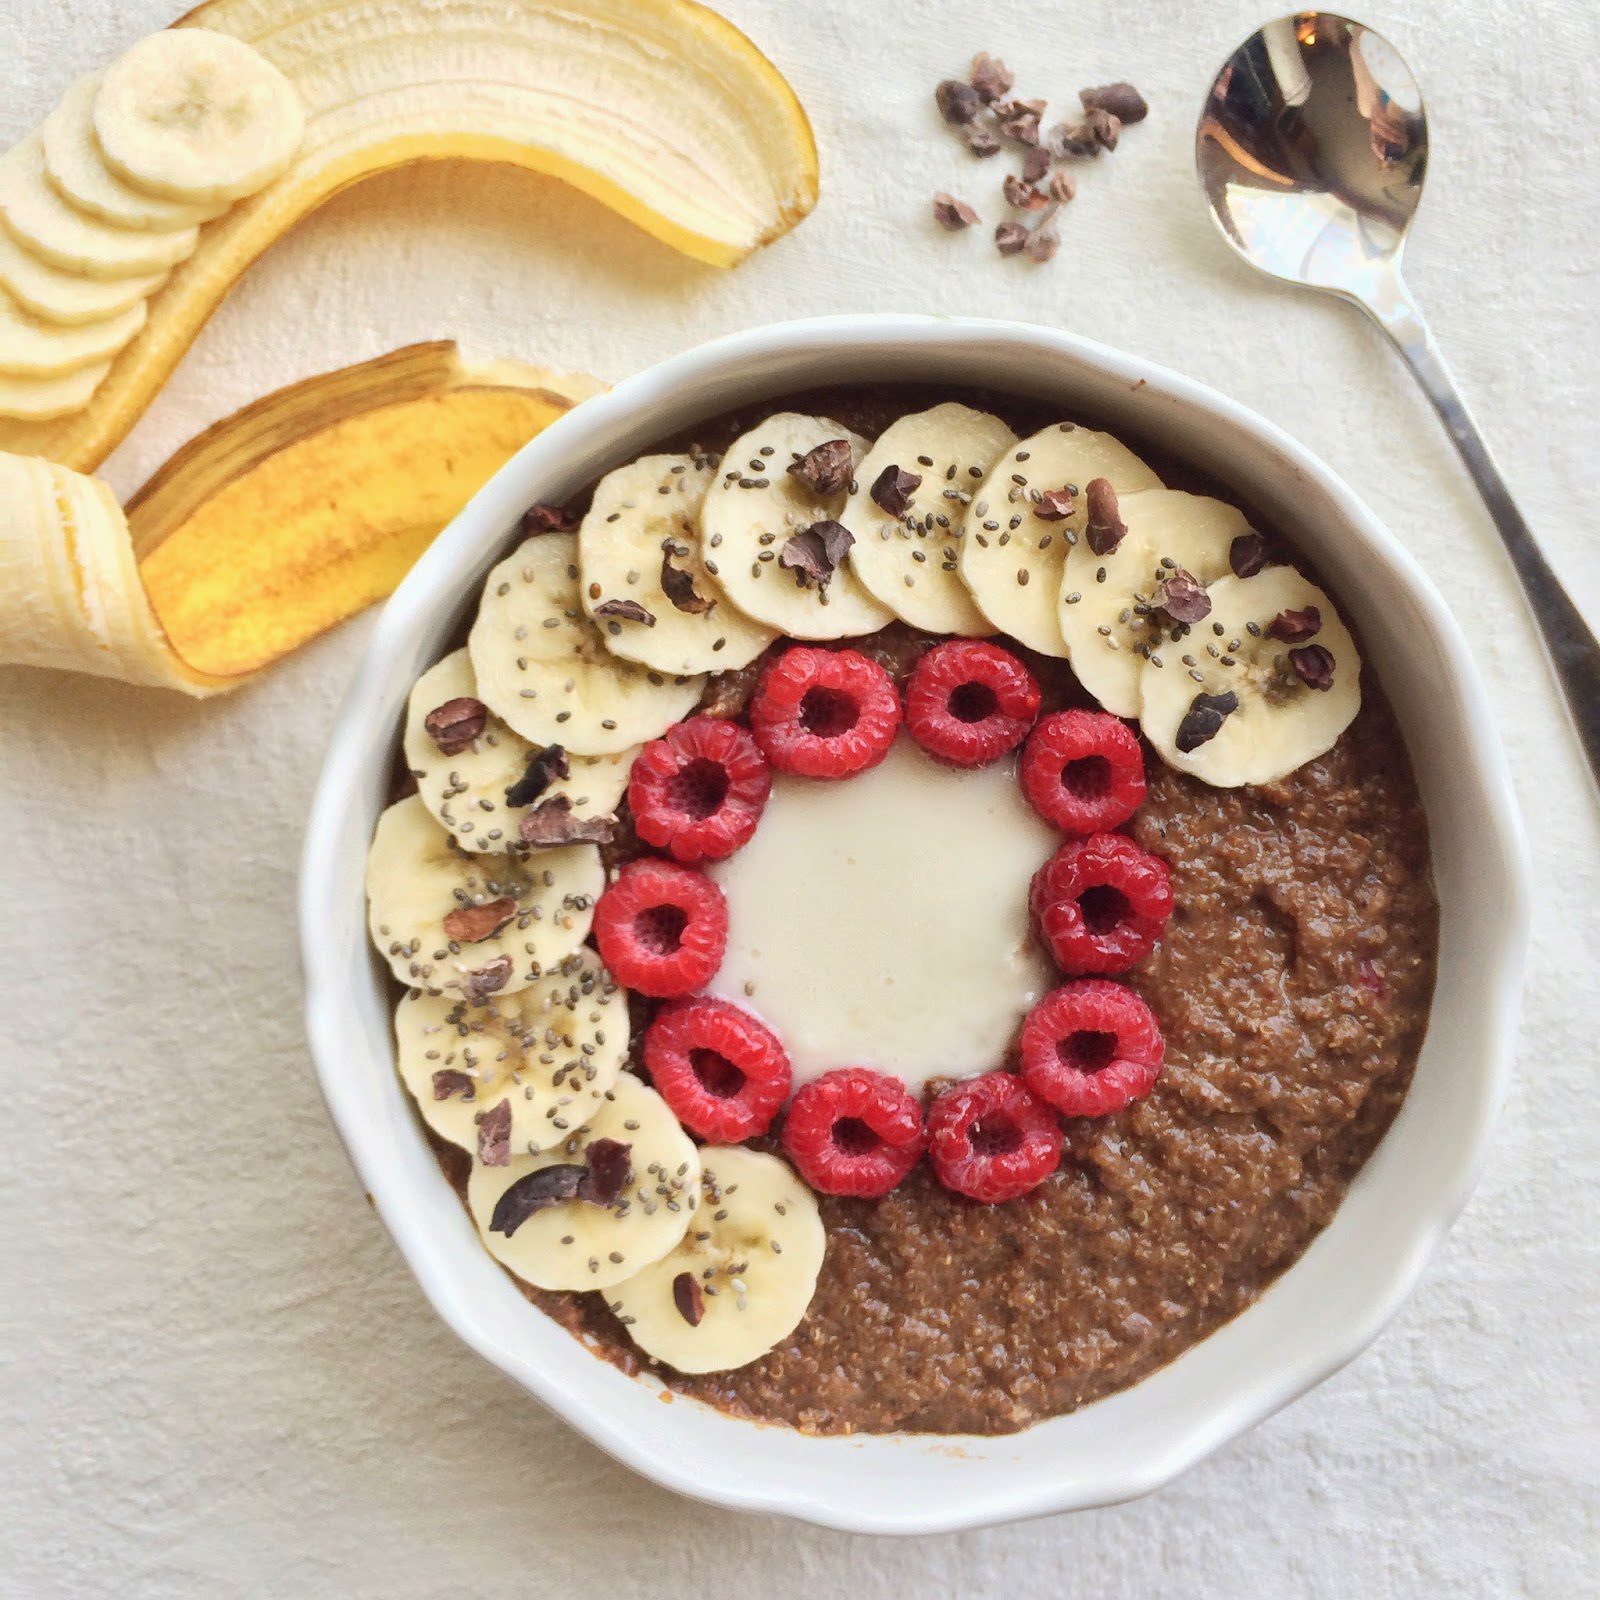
[{"xmin": 300, "ymin": 315, "xmax": 1527, "ymax": 1534}]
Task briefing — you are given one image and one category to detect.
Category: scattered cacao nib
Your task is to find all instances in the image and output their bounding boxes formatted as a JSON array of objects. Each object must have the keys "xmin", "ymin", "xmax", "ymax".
[
  {"xmin": 869, "ymin": 464, "xmax": 922, "ymax": 518},
  {"xmin": 443, "ymin": 896, "xmax": 517, "ymax": 944},
  {"xmin": 518, "ymin": 793, "xmax": 617, "ymax": 846},
  {"xmin": 787, "ymin": 437, "xmax": 854, "ymax": 497},
  {"xmin": 577, "ymin": 1138, "xmax": 633, "ymax": 1207},
  {"xmin": 995, "ymin": 220, "xmax": 1029, "ymax": 255},
  {"xmin": 1289, "ymin": 643, "xmax": 1336, "ymax": 691},
  {"xmin": 932, "ymin": 192, "xmax": 981, "ymax": 231},
  {"xmin": 1175, "ymin": 689, "xmax": 1239, "ymax": 753},
  {"xmin": 1024, "ymin": 226, "xmax": 1060, "ymax": 263},
  {"xmin": 697, "ymin": 660, "xmax": 764, "ymax": 720},
  {"xmin": 1033, "ymin": 486, "xmax": 1078, "ymax": 521},
  {"xmin": 935, "ymin": 79, "xmax": 982, "ymax": 126},
  {"xmin": 431, "ymin": 1069, "xmax": 476, "ymax": 1101},
  {"xmin": 1048, "ymin": 169, "xmax": 1077, "ymax": 203},
  {"xmin": 1021, "ymin": 144, "xmax": 1051, "ymax": 183},
  {"xmin": 1084, "ymin": 107, "xmax": 1121, "ymax": 151},
  {"xmin": 424, "ymin": 696, "xmax": 487, "ymax": 756},
  {"xmin": 660, "ymin": 554, "xmax": 714, "ymax": 615},
  {"xmin": 489, "ymin": 1163, "xmax": 585, "ymax": 1234},
  {"xmin": 779, "ymin": 520, "xmax": 855, "ymax": 588},
  {"xmin": 997, "ymin": 103, "xmax": 1044, "ymax": 146},
  {"xmin": 593, "ymin": 597, "xmax": 656, "ymax": 627},
  {"xmin": 505, "ymin": 742, "xmax": 569, "ymax": 807},
  {"xmin": 964, "ymin": 122, "xmax": 1002, "ymax": 157},
  {"xmin": 672, "ymin": 1270, "xmax": 706, "ymax": 1327},
  {"xmin": 1080, "ymin": 82, "xmax": 1149, "ymax": 124},
  {"xmin": 969, "ymin": 51, "xmax": 1014, "ymax": 103},
  {"xmin": 1267, "ymin": 605, "xmax": 1322, "ymax": 644},
  {"xmin": 521, "ymin": 502, "xmax": 578, "ymax": 535},
  {"xmin": 1229, "ymin": 531, "xmax": 1270, "ymax": 578},
  {"xmin": 1047, "ymin": 120, "xmax": 1099, "ymax": 159},
  {"xmin": 1083, "ymin": 478, "xmax": 1128, "ymax": 555},
  {"xmin": 475, "ymin": 1099, "xmax": 512, "ymax": 1167},
  {"xmin": 461, "ymin": 955, "xmax": 514, "ymax": 1002},
  {"xmin": 1003, "ymin": 174, "xmax": 1048, "ymax": 211},
  {"xmin": 1157, "ymin": 568, "xmax": 1212, "ymax": 624}
]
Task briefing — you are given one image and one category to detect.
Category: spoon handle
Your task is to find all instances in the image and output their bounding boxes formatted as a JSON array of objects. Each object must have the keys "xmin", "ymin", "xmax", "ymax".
[{"xmin": 1360, "ymin": 274, "xmax": 1600, "ymax": 788}]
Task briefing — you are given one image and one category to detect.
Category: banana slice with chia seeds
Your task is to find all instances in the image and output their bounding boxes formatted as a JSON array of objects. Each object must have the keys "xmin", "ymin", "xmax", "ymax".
[
  {"xmin": 1138, "ymin": 566, "xmax": 1362, "ymax": 787},
  {"xmin": 43, "ymin": 77, "xmax": 231, "ymax": 231},
  {"xmin": 93, "ymin": 29, "xmax": 305, "ymax": 206},
  {"xmin": 606, "ymin": 1146, "xmax": 825, "ymax": 1374},
  {"xmin": 0, "ymin": 139, "xmax": 198, "ymax": 280},
  {"xmin": 959, "ymin": 421, "xmax": 1162, "ymax": 655},
  {"xmin": 365, "ymin": 793, "xmax": 603, "ymax": 998},
  {"xmin": 697, "ymin": 413, "xmax": 893, "ymax": 640},
  {"xmin": 395, "ymin": 947, "xmax": 628, "ymax": 1157},
  {"xmin": 0, "ymin": 226, "xmax": 165, "ymax": 326},
  {"xmin": 403, "ymin": 648, "xmax": 633, "ymax": 853},
  {"xmin": 0, "ymin": 283, "xmax": 145, "ymax": 378},
  {"xmin": 579, "ymin": 451, "xmax": 777, "ymax": 674},
  {"xmin": 1057, "ymin": 488, "xmax": 1249, "ymax": 718},
  {"xmin": 840, "ymin": 402, "xmax": 1017, "ymax": 635},
  {"xmin": 469, "ymin": 531, "xmax": 704, "ymax": 757},
  {"xmin": 468, "ymin": 1072, "xmax": 701, "ymax": 1292}
]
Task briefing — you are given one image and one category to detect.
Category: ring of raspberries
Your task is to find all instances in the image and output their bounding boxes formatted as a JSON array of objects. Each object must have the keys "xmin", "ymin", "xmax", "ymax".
[{"xmin": 593, "ymin": 639, "xmax": 1172, "ymax": 1206}]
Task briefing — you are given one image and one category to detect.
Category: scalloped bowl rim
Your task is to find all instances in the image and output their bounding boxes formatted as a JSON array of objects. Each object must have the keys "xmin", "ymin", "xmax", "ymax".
[{"xmin": 299, "ymin": 314, "xmax": 1526, "ymax": 1534}]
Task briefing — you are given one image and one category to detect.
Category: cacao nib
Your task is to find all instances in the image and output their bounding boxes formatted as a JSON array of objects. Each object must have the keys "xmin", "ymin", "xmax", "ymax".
[
  {"xmin": 1084, "ymin": 107, "xmax": 1121, "ymax": 150},
  {"xmin": 1083, "ymin": 478, "xmax": 1128, "ymax": 555},
  {"xmin": 869, "ymin": 465, "xmax": 922, "ymax": 518},
  {"xmin": 779, "ymin": 520, "xmax": 855, "ymax": 588},
  {"xmin": 1080, "ymin": 82, "xmax": 1148, "ymax": 124},
  {"xmin": 995, "ymin": 221, "xmax": 1029, "ymax": 255},
  {"xmin": 1033, "ymin": 486, "xmax": 1077, "ymax": 521},
  {"xmin": 997, "ymin": 103, "xmax": 1044, "ymax": 146},
  {"xmin": 521, "ymin": 502, "xmax": 578, "ymax": 535},
  {"xmin": 461, "ymin": 955, "xmax": 514, "ymax": 1002},
  {"xmin": 489, "ymin": 1163, "xmax": 586, "ymax": 1234},
  {"xmin": 505, "ymin": 743, "xmax": 570, "ymax": 807},
  {"xmin": 1157, "ymin": 568, "xmax": 1212, "ymax": 624},
  {"xmin": 1020, "ymin": 145, "xmax": 1051, "ymax": 183},
  {"xmin": 1175, "ymin": 689, "xmax": 1239, "ymax": 753},
  {"xmin": 672, "ymin": 1270, "xmax": 706, "ymax": 1326},
  {"xmin": 578, "ymin": 1138, "xmax": 634, "ymax": 1207},
  {"xmin": 1046, "ymin": 121, "xmax": 1098, "ymax": 159},
  {"xmin": 1024, "ymin": 226, "xmax": 1060, "ymax": 263},
  {"xmin": 443, "ymin": 896, "xmax": 517, "ymax": 944},
  {"xmin": 1267, "ymin": 605, "xmax": 1322, "ymax": 643},
  {"xmin": 1047, "ymin": 169, "xmax": 1076, "ymax": 203},
  {"xmin": 475, "ymin": 1099, "xmax": 512, "ymax": 1167},
  {"xmin": 1289, "ymin": 643, "xmax": 1336, "ymax": 691},
  {"xmin": 964, "ymin": 122, "xmax": 1002, "ymax": 157},
  {"xmin": 969, "ymin": 52, "xmax": 1014, "ymax": 103},
  {"xmin": 935, "ymin": 79, "xmax": 982, "ymax": 125},
  {"xmin": 424, "ymin": 696, "xmax": 487, "ymax": 755},
  {"xmin": 431, "ymin": 1069, "xmax": 476, "ymax": 1101},
  {"xmin": 1003, "ymin": 174, "xmax": 1047, "ymax": 211},
  {"xmin": 1228, "ymin": 531, "xmax": 1270, "ymax": 578},
  {"xmin": 786, "ymin": 437, "xmax": 854, "ymax": 497},
  {"xmin": 660, "ymin": 555, "xmax": 714, "ymax": 615},
  {"xmin": 594, "ymin": 597, "xmax": 656, "ymax": 627},
  {"xmin": 932, "ymin": 193, "xmax": 980, "ymax": 231},
  {"xmin": 518, "ymin": 793, "xmax": 618, "ymax": 846}
]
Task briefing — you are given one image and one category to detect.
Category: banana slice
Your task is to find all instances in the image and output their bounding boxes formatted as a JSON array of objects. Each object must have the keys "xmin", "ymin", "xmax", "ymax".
[
  {"xmin": 578, "ymin": 452, "xmax": 777, "ymax": 675},
  {"xmin": 365, "ymin": 794, "xmax": 603, "ymax": 998},
  {"xmin": 606, "ymin": 1146, "xmax": 825, "ymax": 1375},
  {"xmin": 698, "ymin": 413, "xmax": 893, "ymax": 640},
  {"xmin": 467, "ymin": 1073, "xmax": 701, "ymax": 1293},
  {"xmin": 43, "ymin": 77, "xmax": 231, "ymax": 232},
  {"xmin": 469, "ymin": 531, "xmax": 704, "ymax": 757},
  {"xmin": 395, "ymin": 947, "xmax": 627, "ymax": 1157},
  {"xmin": 0, "ymin": 226, "xmax": 165, "ymax": 326},
  {"xmin": 93, "ymin": 29, "xmax": 305, "ymax": 206},
  {"xmin": 1139, "ymin": 566, "xmax": 1362, "ymax": 787},
  {"xmin": 840, "ymin": 402, "xmax": 1017, "ymax": 634},
  {"xmin": 0, "ymin": 140, "xmax": 198, "ymax": 281},
  {"xmin": 960, "ymin": 421, "xmax": 1162, "ymax": 656},
  {"xmin": 0, "ymin": 283, "xmax": 144, "ymax": 378},
  {"xmin": 1057, "ymin": 489, "xmax": 1249, "ymax": 718},
  {"xmin": 403, "ymin": 649, "xmax": 633, "ymax": 853},
  {"xmin": 0, "ymin": 360, "xmax": 111, "ymax": 421}
]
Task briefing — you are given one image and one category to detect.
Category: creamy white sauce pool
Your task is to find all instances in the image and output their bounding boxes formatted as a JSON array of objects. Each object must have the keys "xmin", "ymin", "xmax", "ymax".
[{"xmin": 707, "ymin": 738, "xmax": 1057, "ymax": 1093}]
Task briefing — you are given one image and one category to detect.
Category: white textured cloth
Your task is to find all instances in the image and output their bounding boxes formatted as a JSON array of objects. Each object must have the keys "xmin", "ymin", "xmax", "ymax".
[{"xmin": 3, "ymin": 1, "xmax": 1597, "ymax": 1594}]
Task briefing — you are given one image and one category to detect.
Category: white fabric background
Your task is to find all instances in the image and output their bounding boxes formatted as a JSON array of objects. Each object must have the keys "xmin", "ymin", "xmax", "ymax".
[{"xmin": 3, "ymin": 1, "xmax": 1597, "ymax": 1594}]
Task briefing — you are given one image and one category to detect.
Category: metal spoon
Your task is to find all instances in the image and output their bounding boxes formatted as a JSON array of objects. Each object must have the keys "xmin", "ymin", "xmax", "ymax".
[{"xmin": 1197, "ymin": 12, "xmax": 1599, "ymax": 785}]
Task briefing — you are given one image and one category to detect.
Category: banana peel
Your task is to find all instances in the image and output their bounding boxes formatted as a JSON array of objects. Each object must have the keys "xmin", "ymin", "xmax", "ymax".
[
  {"xmin": 0, "ymin": 342, "xmax": 601, "ymax": 693},
  {"xmin": 0, "ymin": 0, "xmax": 817, "ymax": 472}
]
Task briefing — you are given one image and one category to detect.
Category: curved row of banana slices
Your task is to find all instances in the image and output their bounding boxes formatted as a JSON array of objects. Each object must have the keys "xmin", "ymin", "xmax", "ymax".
[{"xmin": 0, "ymin": 30, "xmax": 302, "ymax": 417}]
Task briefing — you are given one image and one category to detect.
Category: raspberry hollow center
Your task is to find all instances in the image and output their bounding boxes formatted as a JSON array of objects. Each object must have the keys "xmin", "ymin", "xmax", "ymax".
[
  {"xmin": 832, "ymin": 1116, "xmax": 879, "ymax": 1154},
  {"xmin": 1061, "ymin": 1029, "xmax": 1117, "ymax": 1073},
  {"xmin": 1063, "ymin": 753, "xmax": 1111, "ymax": 797},
  {"xmin": 969, "ymin": 1115, "xmax": 1022, "ymax": 1158},
  {"xmin": 635, "ymin": 903, "xmax": 688, "ymax": 955},
  {"xmin": 690, "ymin": 1047, "xmax": 746, "ymax": 1098},
  {"xmin": 948, "ymin": 681, "xmax": 999, "ymax": 723},
  {"xmin": 1077, "ymin": 884, "xmax": 1130, "ymax": 934},
  {"xmin": 799, "ymin": 685, "xmax": 860, "ymax": 739},
  {"xmin": 667, "ymin": 757, "xmax": 730, "ymax": 820}
]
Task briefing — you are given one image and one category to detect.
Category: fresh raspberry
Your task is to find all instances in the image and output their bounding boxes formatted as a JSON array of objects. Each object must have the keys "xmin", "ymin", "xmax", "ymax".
[
  {"xmin": 592, "ymin": 858, "xmax": 726, "ymax": 998},
  {"xmin": 1020, "ymin": 709, "xmax": 1147, "ymax": 833},
  {"xmin": 628, "ymin": 717, "xmax": 771, "ymax": 864},
  {"xmin": 1020, "ymin": 980, "xmax": 1164, "ymax": 1117},
  {"xmin": 749, "ymin": 647, "xmax": 902, "ymax": 779},
  {"xmin": 904, "ymin": 639, "xmax": 1041, "ymax": 767},
  {"xmin": 780, "ymin": 1067, "xmax": 925, "ymax": 1197},
  {"xmin": 643, "ymin": 997, "xmax": 791, "ymax": 1140},
  {"xmin": 1030, "ymin": 832, "xmax": 1172, "ymax": 975},
  {"xmin": 926, "ymin": 1072, "xmax": 1061, "ymax": 1203}
]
